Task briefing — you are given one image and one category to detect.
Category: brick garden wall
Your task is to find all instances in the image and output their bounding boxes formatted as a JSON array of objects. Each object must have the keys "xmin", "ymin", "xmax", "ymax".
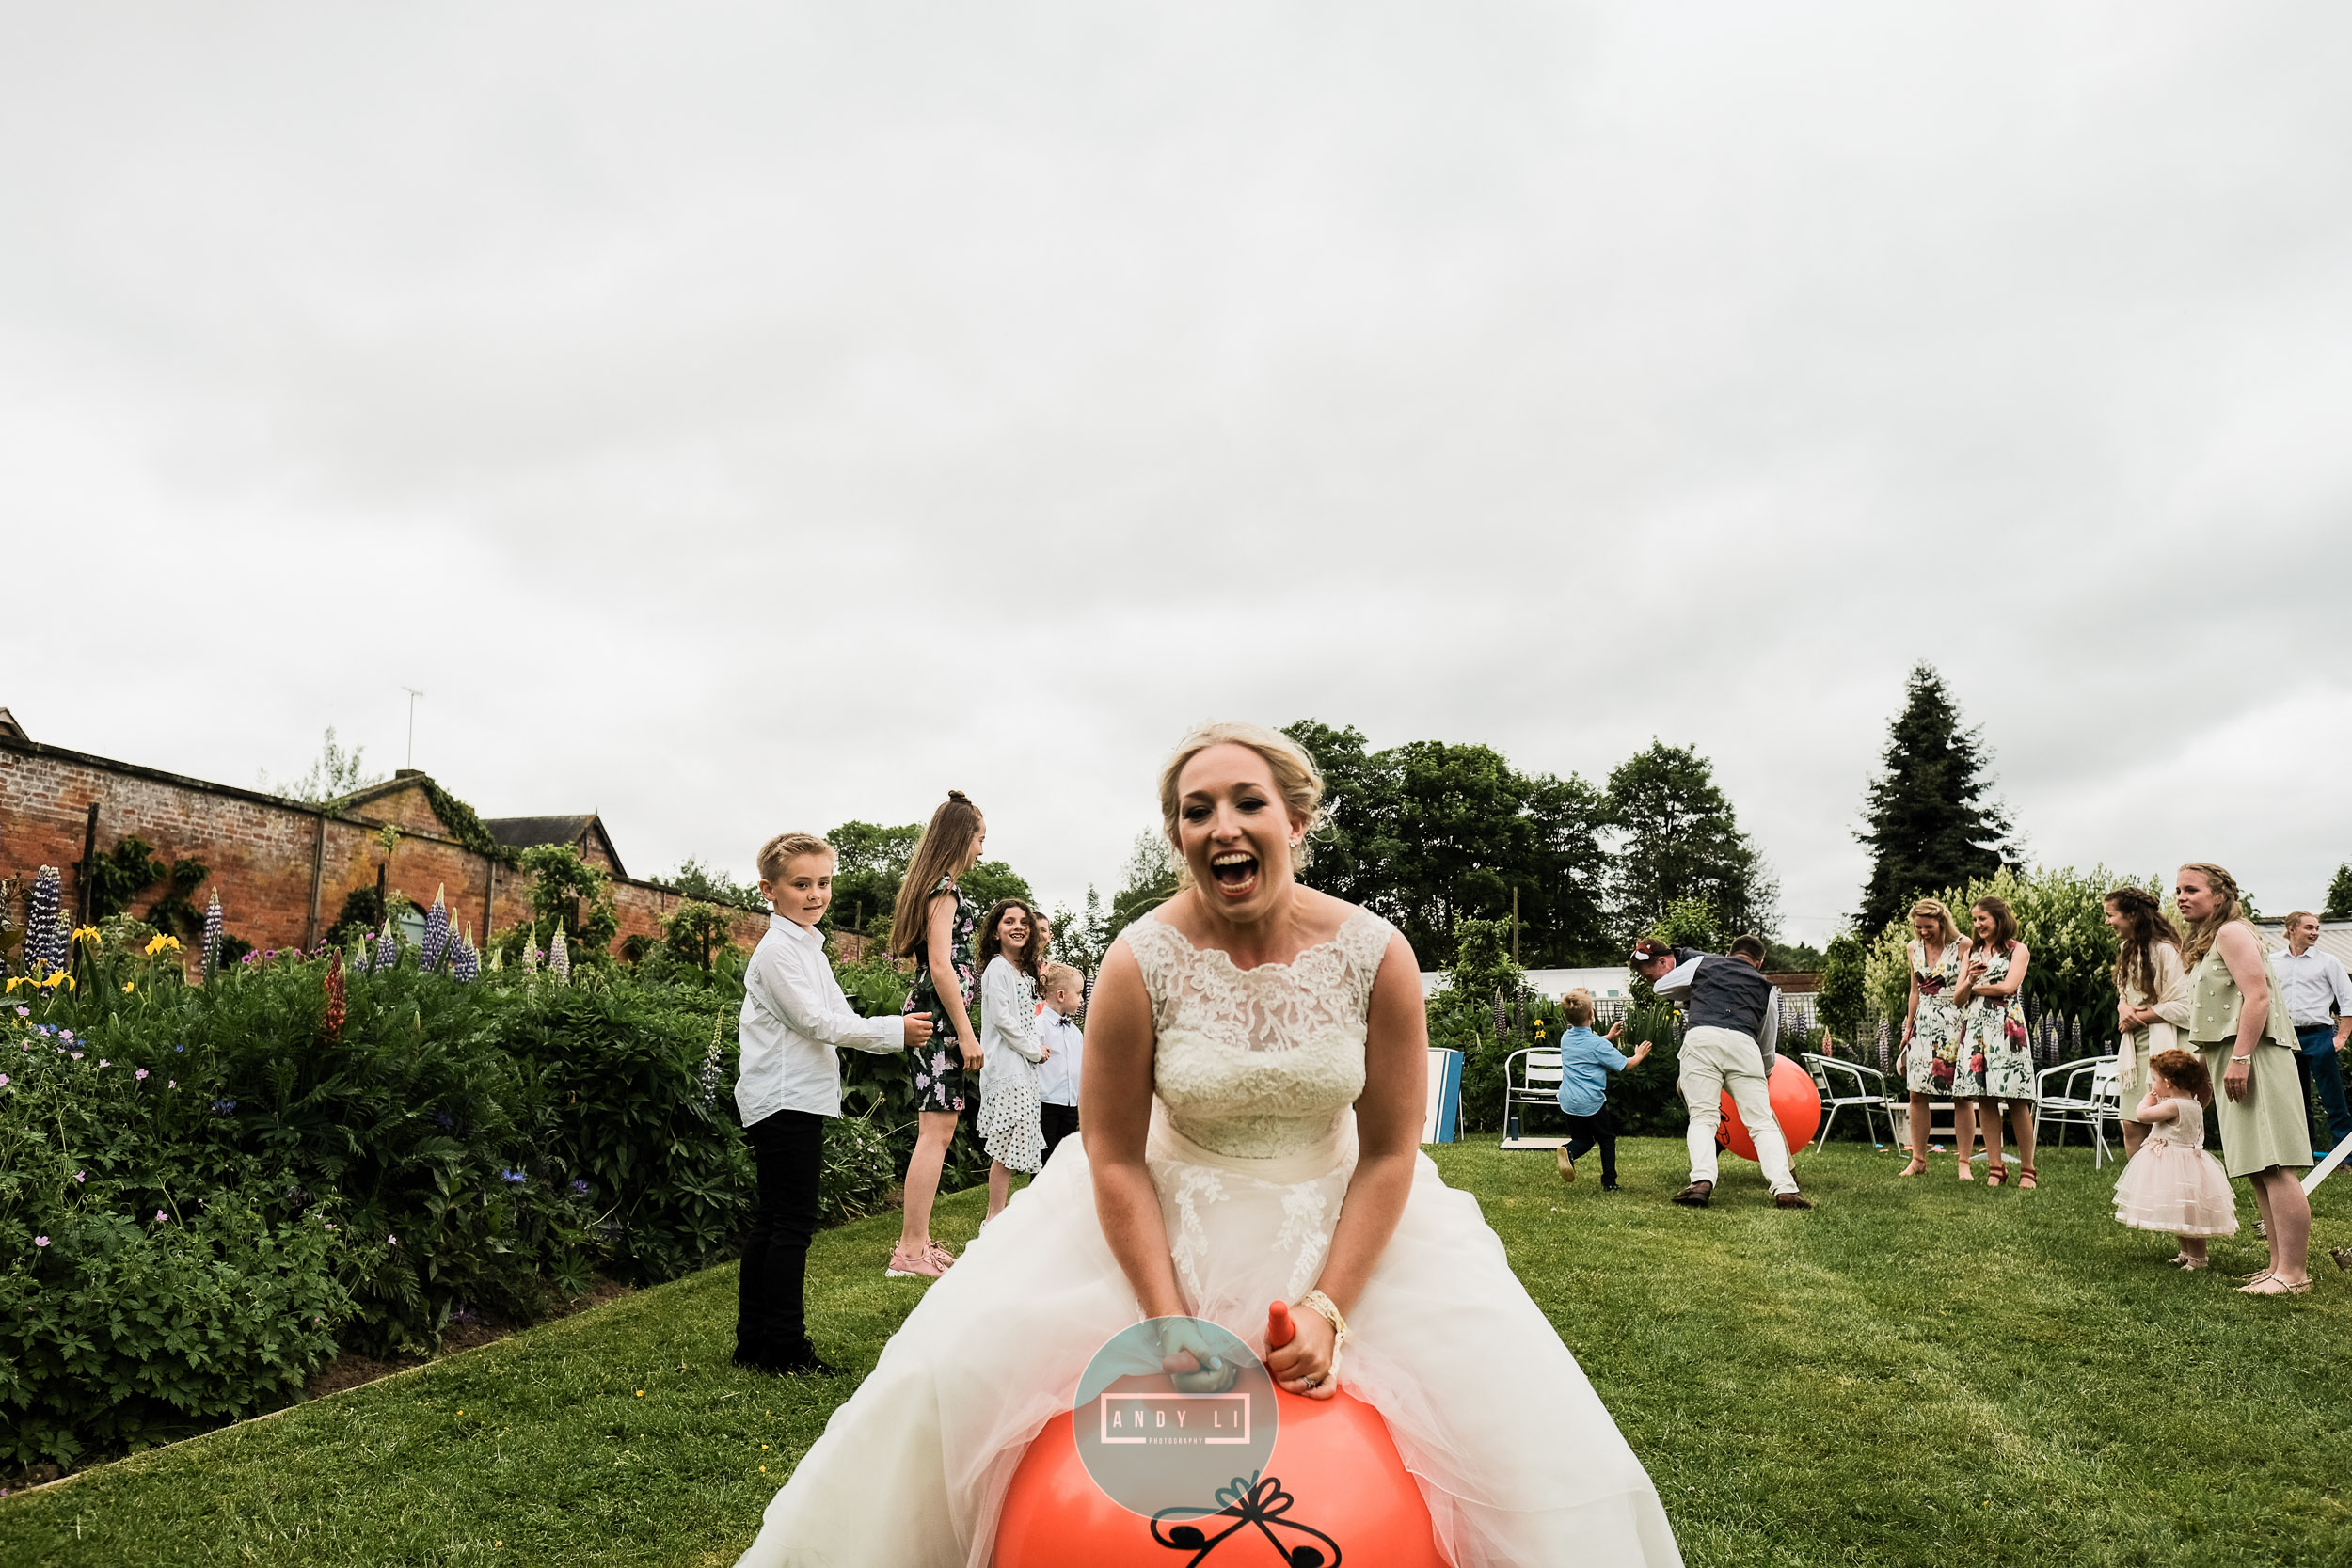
[{"xmin": 0, "ymin": 738, "xmax": 769, "ymax": 965}]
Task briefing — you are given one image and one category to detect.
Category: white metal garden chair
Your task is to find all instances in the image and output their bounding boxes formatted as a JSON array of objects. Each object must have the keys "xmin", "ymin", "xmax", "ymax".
[
  {"xmin": 1799, "ymin": 1052, "xmax": 1896, "ymax": 1151},
  {"xmin": 2034, "ymin": 1057, "xmax": 2122, "ymax": 1167},
  {"xmin": 1501, "ymin": 1047, "xmax": 1567, "ymax": 1149}
]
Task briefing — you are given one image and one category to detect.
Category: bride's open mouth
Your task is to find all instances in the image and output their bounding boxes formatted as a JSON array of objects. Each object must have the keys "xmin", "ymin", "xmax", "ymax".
[{"xmin": 1209, "ymin": 850, "xmax": 1260, "ymax": 896}]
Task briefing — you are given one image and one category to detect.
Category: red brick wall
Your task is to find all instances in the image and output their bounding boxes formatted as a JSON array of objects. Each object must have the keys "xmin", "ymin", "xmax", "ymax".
[{"xmin": 1, "ymin": 740, "xmax": 772, "ymax": 967}]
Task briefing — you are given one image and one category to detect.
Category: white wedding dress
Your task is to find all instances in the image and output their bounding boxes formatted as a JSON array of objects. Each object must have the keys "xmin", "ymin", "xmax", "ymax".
[{"xmin": 739, "ymin": 907, "xmax": 1682, "ymax": 1567}]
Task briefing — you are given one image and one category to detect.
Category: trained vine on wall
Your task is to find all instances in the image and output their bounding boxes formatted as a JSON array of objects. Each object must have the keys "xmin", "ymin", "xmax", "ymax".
[{"xmin": 414, "ymin": 780, "xmax": 522, "ymax": 868}]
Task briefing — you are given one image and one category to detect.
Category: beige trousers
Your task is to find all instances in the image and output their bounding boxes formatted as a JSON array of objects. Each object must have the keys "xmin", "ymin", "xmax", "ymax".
[{"xmin": 1678, "ymin": 1025, "xmax": 1799, "ymax": 1194}]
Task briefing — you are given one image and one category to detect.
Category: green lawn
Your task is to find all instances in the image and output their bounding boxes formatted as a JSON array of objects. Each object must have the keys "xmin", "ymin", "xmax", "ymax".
[{"xmin": 5, "ymin": 1140, "xmax": 2348, "ymax": 1567}]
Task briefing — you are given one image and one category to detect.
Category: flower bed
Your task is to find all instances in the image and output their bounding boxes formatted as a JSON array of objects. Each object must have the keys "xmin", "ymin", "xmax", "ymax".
[{"xmin": 0, "ymin": 920, "xmax": 761, "ymax": 1468}]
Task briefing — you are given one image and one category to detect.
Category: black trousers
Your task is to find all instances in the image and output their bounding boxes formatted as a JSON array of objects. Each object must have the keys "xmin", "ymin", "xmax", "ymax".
[
  {"xmin": 738, "ymin": 1108, "xmax": 824, "ymax": 1364},
  {"xmin": 1040, "ymin": 1102, "xmax": 1081, "ymax": 1163},
  {"xmin": 1564, "ymin": 1108, "xmax": 1617, "ymax": 1185}
]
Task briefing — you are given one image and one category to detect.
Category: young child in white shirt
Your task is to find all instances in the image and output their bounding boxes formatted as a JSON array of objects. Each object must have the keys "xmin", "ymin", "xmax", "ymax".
[
  {"xmin": 736, "ymin": 832, "xmax": 932, "ymax": 1376},
  {"xmin": 1034, "ymin": 962, "xmax": 1086, "ymax": 1162}
]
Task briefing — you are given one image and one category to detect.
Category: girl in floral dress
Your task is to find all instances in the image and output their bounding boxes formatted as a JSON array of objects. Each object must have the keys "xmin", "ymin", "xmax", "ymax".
[
  {"xmin": 975, "ymin": 897, "xmax": 1051, "ymax": 1222},
  {"xmin": 1956, "ymin": 895, "xmax": 2038, "ymax": 1189},
  {"xmin": 1897, "ymin": 897, "xmax": 1964, "ymax": 1177},
  {"xmin": 886, "ymin": 791, "xmax": 987, "ymax": 1278}
]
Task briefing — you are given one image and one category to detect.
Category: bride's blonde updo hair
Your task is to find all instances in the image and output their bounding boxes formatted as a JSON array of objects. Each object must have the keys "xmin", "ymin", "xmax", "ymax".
[{"xmin": 1156, "ymin": 721, "xmax": 1325, "ymax": 872}]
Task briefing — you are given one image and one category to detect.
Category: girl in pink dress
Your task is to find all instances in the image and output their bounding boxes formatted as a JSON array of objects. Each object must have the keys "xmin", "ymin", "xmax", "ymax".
[{"xmin": 2112, "ymin": 1047, "xmax": 2237, "ymax": 1270}]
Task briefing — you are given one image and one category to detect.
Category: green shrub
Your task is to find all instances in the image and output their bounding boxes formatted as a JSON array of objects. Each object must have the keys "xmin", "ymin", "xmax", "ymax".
[
  {"xmin": 499, "ymin": 984, "xmax": 750, "ymax": 1286},
  {"xmin": 1862, "ymin": 865, "xmax": 2143, "ymax": 1034},
  {"xmin": 0, "ymin": 1194, "xmax": 346, "ymax": 1467},
  {"xmin": 819, "ymin": 1114, "xmax": 898, "ymax": 1226}
]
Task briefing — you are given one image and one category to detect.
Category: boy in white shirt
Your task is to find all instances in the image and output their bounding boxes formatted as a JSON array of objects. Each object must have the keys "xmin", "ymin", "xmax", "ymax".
[
  {"xmin": 1034, "ymin": 962, "xmax": 1086, "ymax": 1163},
  {"xmin": 736, "ymin": 832, "xmax": 933, "ymax": 1376}
]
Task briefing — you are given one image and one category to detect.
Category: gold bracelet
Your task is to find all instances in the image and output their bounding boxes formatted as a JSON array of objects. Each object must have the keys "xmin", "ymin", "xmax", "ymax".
[{"xmin": 1298, "ymin": 1289, "xmax": 1351, "ymax": 1366}]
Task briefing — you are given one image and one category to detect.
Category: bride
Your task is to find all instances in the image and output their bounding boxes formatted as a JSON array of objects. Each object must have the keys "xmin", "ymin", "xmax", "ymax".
[{"xmin": 739, "ymin": 721, "xmax": 1681, "ymax": 1567}]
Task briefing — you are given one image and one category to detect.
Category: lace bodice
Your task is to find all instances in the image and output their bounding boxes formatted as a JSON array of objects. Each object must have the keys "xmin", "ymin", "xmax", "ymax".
[{"xmin": 1120, "ymin": 906, "xmax": 1392, "ymax": 1159}]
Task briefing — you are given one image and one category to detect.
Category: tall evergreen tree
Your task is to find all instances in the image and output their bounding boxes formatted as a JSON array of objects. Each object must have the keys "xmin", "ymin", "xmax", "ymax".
[
  {"xmin": 1603, "ymin": 741, "xmax": 1776, "ymax": 942},
  {"xmin": 1856, "ymin": 663, "xmax": 2014, "ymax": 933}
]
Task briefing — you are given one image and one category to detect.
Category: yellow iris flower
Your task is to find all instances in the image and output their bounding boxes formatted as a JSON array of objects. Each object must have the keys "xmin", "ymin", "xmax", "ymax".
[
  {"xmin": 144, "ymin": 933, "xmax": 183, "ymax": 958},
  {"xmin": 72, "ymin": 926, "xmax": 102, "ymax": 944}
]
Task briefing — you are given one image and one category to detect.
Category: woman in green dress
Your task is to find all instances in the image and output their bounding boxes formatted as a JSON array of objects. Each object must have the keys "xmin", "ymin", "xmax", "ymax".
[{"xmin": 2175, "ymin": 862, "xmax": 2313, "ymax": 1294}]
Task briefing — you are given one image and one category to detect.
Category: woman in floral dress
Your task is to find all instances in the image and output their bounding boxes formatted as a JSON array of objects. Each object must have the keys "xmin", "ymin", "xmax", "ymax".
[
  {"xmin": 886, "ymin": 791, "xmax": 988, "ymax": 1277},
  {"xmin": 1956, "ymin": 895, "xmax": 2038, "ymax": 1189},
  {"xmin": 1898, "ymin": 897, "xmax": 1964, "ymax": 1177}
]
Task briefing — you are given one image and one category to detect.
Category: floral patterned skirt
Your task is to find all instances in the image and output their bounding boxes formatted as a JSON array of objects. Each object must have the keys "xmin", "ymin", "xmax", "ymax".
[
  {"xmin": 912, "ymin": 1041, "xmax": 968, "ymax": 1115},
  {"xmin": 1959, "ymin": 1002, "xmax": 2037, "ymax": 1103}
]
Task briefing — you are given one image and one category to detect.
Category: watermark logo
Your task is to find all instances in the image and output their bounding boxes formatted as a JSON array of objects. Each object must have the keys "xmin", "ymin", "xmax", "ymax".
[{"xmin": 1073, "ymin": 1316, "xmax": 1279, "ymax": 1519}]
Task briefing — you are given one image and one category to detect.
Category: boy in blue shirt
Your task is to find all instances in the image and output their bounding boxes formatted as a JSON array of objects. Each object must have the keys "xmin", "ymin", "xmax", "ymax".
[{"xmin": 1555, "ymin": 988, "xmax": 1651, "ymax": 1191}]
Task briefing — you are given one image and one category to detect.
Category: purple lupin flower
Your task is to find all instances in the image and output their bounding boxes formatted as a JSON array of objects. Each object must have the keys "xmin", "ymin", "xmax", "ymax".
[
  {"xmin": 419, "ymin": 885, "xmax": 451, "ymax": 973},
  {"xmin": 200, "ymin": 890, "xmax": 223, "ymax": 981},
  {"xmin": 453, "ymin": 927, "xmax": 480, "ymax": 983},
  {"xmin": 548, "ymin": 924, "xmax": 570, "ymax": 985},
  {"xmin": 373, "ymin": 919, "xmax": 399, "ymax": 974},
  {"xmin": 25, "ymin": 866, "xmax": 66, "ymax": 977}
]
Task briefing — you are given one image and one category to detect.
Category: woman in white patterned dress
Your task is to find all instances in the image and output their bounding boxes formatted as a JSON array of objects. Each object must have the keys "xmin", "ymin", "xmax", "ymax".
[
  {"xmin": 975, "ymin": 897, "xmax": 1049, "ymax": 1221},
  {"xmin": 1897, "ymin": 897, "xmax": 1964, "ymax": 1177},
  {"xmin": 736, "ymin": 721, "xmax": 1681, "ymax": 1568},
  {"xmin": 1956, "ymin": 895, "xmax": 2039, "ymax": 1189}
]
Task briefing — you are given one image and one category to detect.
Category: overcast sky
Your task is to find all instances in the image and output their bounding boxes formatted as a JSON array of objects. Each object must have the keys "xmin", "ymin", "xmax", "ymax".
[{"xmin": 7, "ymin": 4, "xmax": 2349, "ymax": 943}]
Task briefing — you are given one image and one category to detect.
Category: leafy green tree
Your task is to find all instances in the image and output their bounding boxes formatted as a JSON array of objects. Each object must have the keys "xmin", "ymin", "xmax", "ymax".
[
  {"xmin": 660, "ymin": 900, "xmax": 735, "ymax": 970},
  {"xmin": 519, "ymin": 844, "xmax": 618, "ymax": 957},
  {"xmin": 822, "ymin": 821, "xmax": 922, "ymax": 937},
  {"xmin": 1604, "ymin": 741, "xmax": 1776, "ymax": 942},
  {"xmin": 1856, "ymin": 663, "xmax": 2014, "ymax": 933},
  {"xmin": 663, "ymin": 857, "xmax": 764, "ymax": 911},
  {"xmin": 2326, "ymin": 864, "xmax": 2352, "ymax": 922},
  {"xmin": 1106, "ymin": 833, "xmax": 1181, "ymax": 942},
  {"xmin": 1861, "ymin": 865, "xmax": 2144, "ymax": 1040},
  {"xmin": 1439, "ymin": 916, "xmax": 1526, "ymax": 1132},
  {"xmin": 261, "ymin": 726, "xmax": 384, "ymax": 804},
  {"xmin": 1816, "ymin": 932, "xmax": 1870, "ymax": 1038},
  {"xmin": 959, "ymin": 860, "xmax": 1034, "ymax": 914},
  {"xmin": 1764, "ymin": 939, "xmax": 1826, "ymax": 973},
  {"xmin": 1281, "ymin": 720, "xmax": 1612, "ymax": 966},
  {"xmin": 1046, "ymin": 887, "xmax": 1113, "ymax": 974}
]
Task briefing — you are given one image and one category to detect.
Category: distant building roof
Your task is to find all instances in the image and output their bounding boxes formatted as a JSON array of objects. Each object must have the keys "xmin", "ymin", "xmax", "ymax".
[
  {"xmin": 0, "ymin": 707, "xmax": 25, "ymax": 742},
  {"xmin": 1422, "ymin": 966, "xmax": 1636, "ymax": 1000},
  {"xmin": 483, "ymin": 814, "xmax": 628, "ymax": 879},
  {"xmin": 2254, "ymin": 917, "xmax": 2352, "ymax": 971}
]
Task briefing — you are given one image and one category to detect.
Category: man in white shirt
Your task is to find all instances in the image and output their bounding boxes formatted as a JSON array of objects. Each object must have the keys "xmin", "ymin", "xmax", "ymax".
[
  {"xmin": 1034, "ymin": 962, "xmax": 1087, "ymax": 1162},
  {"xmin": 2275, "ymin": 910, "xmax": 2352, "ymax": 1157},
  {"xmin": 736, "ymin": 832, "xmax": 931, "ymax": 1376}
]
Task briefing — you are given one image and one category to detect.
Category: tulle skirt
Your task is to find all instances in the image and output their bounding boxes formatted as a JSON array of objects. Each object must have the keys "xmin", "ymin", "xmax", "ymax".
[
  {"xmin": 2113, "ymin": 1140, "xmax": 2238, "ymax": 1237},
  {"xmin": 737, "ymin": 1105, "xmax": 1681, "ymax": 1568}
]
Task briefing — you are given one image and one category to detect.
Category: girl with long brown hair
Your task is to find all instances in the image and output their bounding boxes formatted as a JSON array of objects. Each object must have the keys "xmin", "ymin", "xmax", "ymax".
[
  {"xmin": 884, "ymin": 791, "xmax": 988, "ymax": 1278},
  {"xmin": 2105, "ymin": 884, "xmax": 2190, "ymax": 1159},
  {"xmin": 2174, "ymin": 862, "xmax": 2312, "ymax": 1293},
  {"xmin": 1955, "ymin": 895, "xmax": 2038, "ymax": 1188},
  {"xmin": 975, "ymin": 896, "xmax": 1051, "ymax": 1222}
]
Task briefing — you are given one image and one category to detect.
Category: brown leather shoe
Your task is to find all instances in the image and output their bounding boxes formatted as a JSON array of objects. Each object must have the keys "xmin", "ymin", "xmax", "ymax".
[
  {"xmin": 1671, "ymin": 1180, "xmax": 1713, "ymax": 1207},
  {"xmin": 1774, "ymin": 1192, "xmax": 1814, "ymax": 1211}
]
